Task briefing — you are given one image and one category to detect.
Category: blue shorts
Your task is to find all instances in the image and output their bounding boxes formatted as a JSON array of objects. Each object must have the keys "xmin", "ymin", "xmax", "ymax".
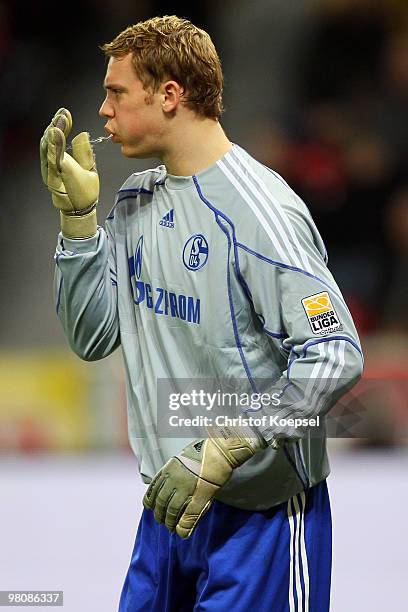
[{"xmin": 119, "ymin": 480, "xmax": 332, "ymax": 612}]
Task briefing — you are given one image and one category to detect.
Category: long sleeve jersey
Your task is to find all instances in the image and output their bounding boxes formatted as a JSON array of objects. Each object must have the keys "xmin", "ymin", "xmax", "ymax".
[{"xmin": 54, "ymin": 144, "xmax": 363, "ymax": 510}]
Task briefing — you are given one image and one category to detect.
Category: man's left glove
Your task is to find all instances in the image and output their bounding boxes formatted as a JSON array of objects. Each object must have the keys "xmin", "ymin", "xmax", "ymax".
[{"xmin": 143, "ymin": 426, "xmax": 267, "ymax": 538}]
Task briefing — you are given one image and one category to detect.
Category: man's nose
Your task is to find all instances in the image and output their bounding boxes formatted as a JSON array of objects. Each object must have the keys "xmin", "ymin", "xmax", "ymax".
[{"xmin": 99, "ymin": 97, "xmax": 113, "ymax": 118}]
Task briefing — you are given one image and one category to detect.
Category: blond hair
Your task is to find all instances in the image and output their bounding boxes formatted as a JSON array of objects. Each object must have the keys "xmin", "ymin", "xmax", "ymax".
[{"xmin": 101, "ymin": 15, "xmax": 224, "ymax": 120}]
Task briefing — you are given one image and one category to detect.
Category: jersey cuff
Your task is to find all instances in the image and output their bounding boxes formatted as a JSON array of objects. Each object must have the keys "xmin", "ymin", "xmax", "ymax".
[{"xmin": 58, "ymin": 229, "xmax": 100, "ymax": 254}]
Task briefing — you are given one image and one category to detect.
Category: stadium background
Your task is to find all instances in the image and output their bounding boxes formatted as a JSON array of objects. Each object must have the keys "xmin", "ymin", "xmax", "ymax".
[{"xmin": 1, "ymin": 1, "xmax": 407, "ymax": 610}]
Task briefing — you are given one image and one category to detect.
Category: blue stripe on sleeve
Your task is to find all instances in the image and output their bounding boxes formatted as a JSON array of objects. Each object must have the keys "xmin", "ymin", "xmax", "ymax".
[
  {"xmin": 55, "ymin": 278, "xmax": 63, "ymax": 314},
  {"xmin": 107, "ymin": 188, "xmax": 154, "ymax": 219},
  {"xmin": 236, "ymin": 241, "xmax": 340, "ymax": 298}
]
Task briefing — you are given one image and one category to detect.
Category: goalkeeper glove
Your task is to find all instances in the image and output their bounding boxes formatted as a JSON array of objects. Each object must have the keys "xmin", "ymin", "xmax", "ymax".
[
  {"xmin": 40, "ymin": 108, "xmax": 99, "ymax": 239},
  {"xmin": 143, "ymin": 425, "xmax": 267, "ymax": 538}
]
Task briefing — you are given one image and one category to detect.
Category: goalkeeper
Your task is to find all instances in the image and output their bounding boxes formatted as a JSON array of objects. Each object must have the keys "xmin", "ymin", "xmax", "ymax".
[{"xmin": 40, "ymin": 16, "xmax": 363, "ymax": 612}]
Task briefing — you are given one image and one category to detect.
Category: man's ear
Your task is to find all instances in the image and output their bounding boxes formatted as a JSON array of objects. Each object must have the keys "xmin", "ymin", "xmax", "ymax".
[{"xmin": 161, "ymin": 80, "xmax": 184, "ymax": 113}]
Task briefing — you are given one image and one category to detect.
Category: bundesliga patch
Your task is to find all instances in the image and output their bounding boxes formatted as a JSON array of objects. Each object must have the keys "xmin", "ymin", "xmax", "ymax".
[{"xmin": 302, "ymin": 291, "xmax": 342, "ymax": 336}]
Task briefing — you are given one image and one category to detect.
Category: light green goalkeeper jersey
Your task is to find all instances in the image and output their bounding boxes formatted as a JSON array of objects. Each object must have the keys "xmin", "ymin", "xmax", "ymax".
[{"xmin": 55, "ymin": 144, "xmax": 363, "ymax": 510}]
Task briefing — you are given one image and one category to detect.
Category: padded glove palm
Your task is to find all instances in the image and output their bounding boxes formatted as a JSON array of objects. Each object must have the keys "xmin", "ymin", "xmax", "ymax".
[{"xmin": 143, "ymin": 425, "xmax": 267, "ymax": 538}]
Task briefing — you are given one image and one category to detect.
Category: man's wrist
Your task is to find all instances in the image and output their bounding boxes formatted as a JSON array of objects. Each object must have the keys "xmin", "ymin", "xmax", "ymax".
[
  {"xmin": 60, "ymin": 208, "xmax": 98, "ymax": 239},
  {"xmin": 207, "ymin": 423, "xmax": 267, "ymax": 451}
]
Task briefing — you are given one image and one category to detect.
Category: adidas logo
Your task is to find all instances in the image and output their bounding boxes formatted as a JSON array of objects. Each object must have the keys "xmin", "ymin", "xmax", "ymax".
[{"xmin": 159, "ymin": 209, "xmax": 174, "ymax": 228}]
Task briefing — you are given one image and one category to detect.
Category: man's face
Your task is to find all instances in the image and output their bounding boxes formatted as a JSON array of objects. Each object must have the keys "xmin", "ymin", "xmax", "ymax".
[{"xmin": 99, "ymin": 53, "xmax": 165, "ymax": 158}]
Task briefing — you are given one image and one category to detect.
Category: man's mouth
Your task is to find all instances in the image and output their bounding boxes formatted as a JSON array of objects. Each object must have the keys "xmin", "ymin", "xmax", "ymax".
[
  {"xmin": 108, "ymin": 133, "xmax": 121, "ymax": 144},
  {"xmin": 104, "ymin": 126, "xmax": 116, "ymax": 139},
  {"xmin": 104, "ymin": 126, "xmax": 124, "ymax": 145}
]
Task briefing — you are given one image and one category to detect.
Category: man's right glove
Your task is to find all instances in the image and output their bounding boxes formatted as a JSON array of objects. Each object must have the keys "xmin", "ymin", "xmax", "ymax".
[
  {"xmin": 143, "ymin": 425, "xmax": 268, "ymax": 538},
  {"xmin": 40, "ymin": 108, "xmax": 100, "ymax": 239}
]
